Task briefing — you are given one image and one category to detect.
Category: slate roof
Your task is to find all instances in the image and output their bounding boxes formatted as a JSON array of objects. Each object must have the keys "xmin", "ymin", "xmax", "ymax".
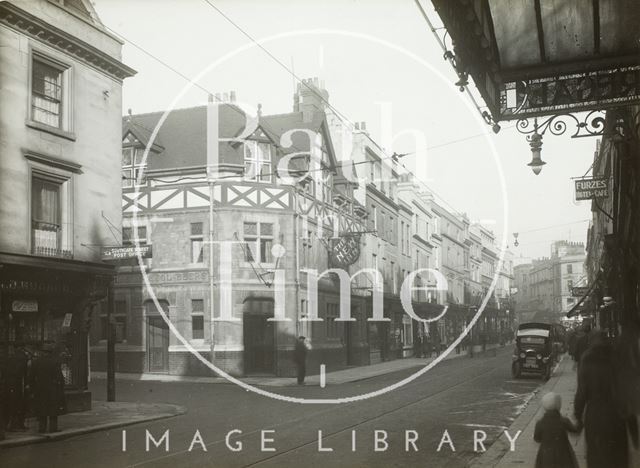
[{"xmin": 123, "ymin": 105, "xmax": 338, "ymax": 174}]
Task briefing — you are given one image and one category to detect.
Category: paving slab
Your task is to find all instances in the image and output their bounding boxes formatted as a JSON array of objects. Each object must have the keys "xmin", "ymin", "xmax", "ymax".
[{"xmin": 0, "ymin": 401, "xmax": 185, "ymax": 449}]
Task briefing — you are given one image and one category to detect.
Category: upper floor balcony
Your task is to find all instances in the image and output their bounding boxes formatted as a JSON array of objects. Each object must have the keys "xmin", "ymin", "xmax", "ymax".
[{"xmin": 32, "ymin": 220, "xmax": 72, "ymax": 259}]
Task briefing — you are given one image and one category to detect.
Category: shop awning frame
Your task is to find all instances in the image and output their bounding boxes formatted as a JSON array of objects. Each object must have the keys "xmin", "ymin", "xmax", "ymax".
[{"xmin": 424, "ymin": 0, "xmax": 640, "ymax": 123}]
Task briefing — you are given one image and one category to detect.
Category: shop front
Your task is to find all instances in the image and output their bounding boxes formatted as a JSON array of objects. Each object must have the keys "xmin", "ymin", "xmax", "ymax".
[{"xmin": 0, "ymin": 252, "xmax": 113, "ymax": 412}]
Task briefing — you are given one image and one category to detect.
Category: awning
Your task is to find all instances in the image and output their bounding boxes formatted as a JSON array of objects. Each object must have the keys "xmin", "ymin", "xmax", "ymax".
[
  {"xmin": 427, "ymin": 0, "xmax": 640, "ymax": 121},
  {"xmin": 0, "ymin": 251, "xmax": 115, "ymax": 276}
]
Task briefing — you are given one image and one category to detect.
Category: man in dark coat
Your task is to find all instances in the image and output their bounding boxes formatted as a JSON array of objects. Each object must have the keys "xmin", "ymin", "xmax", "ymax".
[
  {"xmin": 574, "ymin": 331, "xmax": 628, "ymax": 468},
  {"xmin": 293, "ymin": 336, "xmax": 308, "ymax": 385},
  {"xmin": 31, "ymin": 343, "xmax": 66, "ymax": 433},
  {"xmin": 5, "ymin": 345, "xmax": 29, "ymax": 431}
]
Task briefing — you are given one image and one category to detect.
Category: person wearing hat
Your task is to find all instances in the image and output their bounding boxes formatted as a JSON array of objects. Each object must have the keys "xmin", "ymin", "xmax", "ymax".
[
  {"xmin": 293, "ymin": 336, "xmax": 309, "ymax": 385},
  {"xmin": 31, "ymin": 342, "xmax": 66, "ymax": 433},
  {"xmin": 534, "ymin": 392, "xmax": 580, "ymax": 468}
]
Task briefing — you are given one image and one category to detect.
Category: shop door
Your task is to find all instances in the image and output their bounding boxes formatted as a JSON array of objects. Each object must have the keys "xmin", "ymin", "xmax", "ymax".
[
  {"xmin": 148, "ymin": 317, "xmax": 169, "ymax": 373},
  {"xmin": 243, "ymin": 313, "xmax": 275, "ymax": 374}
]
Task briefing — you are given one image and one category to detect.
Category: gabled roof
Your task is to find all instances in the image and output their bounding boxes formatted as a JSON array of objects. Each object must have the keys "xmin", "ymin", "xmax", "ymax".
[
  {"xmin": 261, "ymin": 111, "xmax": 338, "ymax": 172},
  {"xmin": 123, "ymin": 105, "xmax": 339, "ymax": 174}
]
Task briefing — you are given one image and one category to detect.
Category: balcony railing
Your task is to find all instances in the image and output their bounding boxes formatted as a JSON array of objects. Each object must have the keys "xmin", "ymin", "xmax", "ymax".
[{"xmin": 32, "ymin": 221, "xmax": 72, "ymax": 259}]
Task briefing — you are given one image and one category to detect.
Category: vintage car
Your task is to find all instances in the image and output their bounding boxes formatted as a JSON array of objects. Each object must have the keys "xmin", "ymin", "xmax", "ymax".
[{"xmin": 511, "ymin": 322, "xmax": 554, "ymax": 380}]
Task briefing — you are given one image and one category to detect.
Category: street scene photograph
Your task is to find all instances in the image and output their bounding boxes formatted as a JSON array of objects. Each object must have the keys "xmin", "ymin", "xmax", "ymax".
[{"xmin": 1, "ymin": 0, "xmax": 640, "ymax": 467}]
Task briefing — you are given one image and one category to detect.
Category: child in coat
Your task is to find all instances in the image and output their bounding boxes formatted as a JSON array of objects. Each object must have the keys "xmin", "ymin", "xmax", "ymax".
[{"xmin": 534, "ymin": 392, "xmax": 580, "ymax": 468}]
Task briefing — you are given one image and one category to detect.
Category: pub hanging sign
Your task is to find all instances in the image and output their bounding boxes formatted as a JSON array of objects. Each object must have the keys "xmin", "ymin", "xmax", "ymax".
[
  {"xmin": 329, "ymin": 235, "xmax": 361, "ymax": 269},
  {"xmin": 574, "ymin": 177, "xmax": 609, "ymax": 201}
]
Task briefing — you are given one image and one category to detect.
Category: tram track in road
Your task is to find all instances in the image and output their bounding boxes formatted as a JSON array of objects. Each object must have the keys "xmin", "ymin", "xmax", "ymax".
[
  {"xmin": 124, "ymin": 349, "xmax": 526, "ymax": 468},
  {"xmin": 241, "ymin": 360, "xmax": 503, "ymax": 467}
]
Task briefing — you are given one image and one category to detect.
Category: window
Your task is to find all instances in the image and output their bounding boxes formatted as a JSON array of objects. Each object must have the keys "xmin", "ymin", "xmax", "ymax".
[
  {"xmin": 122, "ymin": 147, "xmax": 147, "ymax": 187},
  {"xmin": 567, "ymin": 280, "xmax": 573, "ymax": 292},
  {"xmin": 326, "ymin": 303, "xmax": 340, "ymax": 339},
  {"xmin": 32, "ymin": 58, "xmax": 62, "ymax": 127},
  {"xmin": 567, "ymin": 264, "xmax": 573, "ymax": 274},
  {"xmin": 191, "ymin": 299, "xmax": 205, "ymax": 340},
  {"xmin": 30, "ymin": 53, "xmax": 72, "ymax": 133},
  {"xmin": 190, "ymin": 222, "xmax": 204, "ymax": 264},
  {"xmin": 372, "ymin": 253, "xmax": 378, "ymax": 271},
  {"xmin": 391, "ymin": 261, "xmax": 397, "ymax": 294},
  {"xmin": 320, "ymin": 167, "xmax": 333, "ymax": 204},
  {"xmin": 243, "ymin": 222, "xmax": 273, "ymax": 263},
  {"xmin": 244, "ymin": 141, "xmax": 272, "ymax": 182},
  {"xmin": 122, "ymin": 225, "xmax": 147, "ymax": 246},
  {"xmin": 301, "ymin": 230, "xmax": 312, "ymax": 269},
  {"xmin": 372, "ymin": 205, "xmax": 377, "ymax": 231},
  {"xmin": 31, "ymin": 171, "xmax": 72, "ymax": 258}
]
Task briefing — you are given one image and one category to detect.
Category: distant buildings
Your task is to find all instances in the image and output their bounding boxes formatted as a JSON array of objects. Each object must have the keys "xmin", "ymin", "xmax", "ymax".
[
  {"xmin": 513, "ymin": 241, "xmax": 585, "ymax": 323},
  {"xmin": 90, "ymin": 79, "xmax": 514, "ymax": 377},
  {"xmin": 0, "ymin": 0, "xmax": 134, "ymax": 409}
]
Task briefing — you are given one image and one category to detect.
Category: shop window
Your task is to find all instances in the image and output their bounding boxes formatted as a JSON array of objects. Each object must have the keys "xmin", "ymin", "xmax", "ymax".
[
  {"xmin": 244, "ymin": 141, "xmax": 272, "ymax": 182},
  {"xmin": 31, "ymin": 170, "xmax": 72, "ymax": 258},
  {"xmin": 190, "ymin": 222, "xmax": 204, "ymax": 263},
  {"xmin": 243, "ymin": 222, "xmax": 273, "ymax": 263},
  {"xmin": 191, "ymin": 315, "xmax": 204, "ymax": 340},
  {"xmin": 191, "ymin": 299, "xmax": 205, "ymax": 339},
  {"xmin": 403, "ymin": 316, "xmax": 413, "ymax": 347}
]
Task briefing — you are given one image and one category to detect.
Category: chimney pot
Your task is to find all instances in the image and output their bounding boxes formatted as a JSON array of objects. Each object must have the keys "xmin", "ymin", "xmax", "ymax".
[
  {"xmin": 355, "ymin": 123, "xmax": 360, "ymax": 130},
  {"xmin": 361, "ymin": 122, "xmax": 367, "ymax": 131},
  {"xmin": 230, "ymin": 91, "xmax": 236, "ymax": 102}
]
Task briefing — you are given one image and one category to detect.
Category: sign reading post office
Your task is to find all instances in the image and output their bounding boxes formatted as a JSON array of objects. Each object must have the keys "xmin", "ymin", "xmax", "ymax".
[
  {"xmin": 101, "ymin": 245, "xmax": 153, "ymax": 261},
  {"xmin": 575, "ymin": 178, "xmax": 609, "ymax": 201}
]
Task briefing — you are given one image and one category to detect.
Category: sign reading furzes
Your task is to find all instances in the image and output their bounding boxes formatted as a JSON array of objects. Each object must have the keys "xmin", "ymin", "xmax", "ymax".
[{"xmin": 575, "ymin": 178, "xmax": 609, "ymax": 200}]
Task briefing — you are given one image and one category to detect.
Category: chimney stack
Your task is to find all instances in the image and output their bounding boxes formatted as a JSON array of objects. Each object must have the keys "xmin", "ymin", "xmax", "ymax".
[{"xmin": 293, "ymin": 77, "xmax": 329, "ymax": 122}]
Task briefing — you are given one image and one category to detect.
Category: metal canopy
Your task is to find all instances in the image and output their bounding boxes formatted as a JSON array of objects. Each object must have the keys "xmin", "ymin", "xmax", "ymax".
[{"xmin": 430, "ymin": 0, "xmax": 640, "ymax": 121}]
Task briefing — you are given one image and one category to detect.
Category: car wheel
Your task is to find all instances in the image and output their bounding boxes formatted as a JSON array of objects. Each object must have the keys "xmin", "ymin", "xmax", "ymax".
[{"xmin": 543, "ymin": 364, "xmax": 551, "ymax": 381}]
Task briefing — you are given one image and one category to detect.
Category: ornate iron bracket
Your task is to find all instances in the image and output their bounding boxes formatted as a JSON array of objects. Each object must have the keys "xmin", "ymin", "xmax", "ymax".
[{"xmin": 516, "ymin": 111, "xmax": 606, "ymax": 139}]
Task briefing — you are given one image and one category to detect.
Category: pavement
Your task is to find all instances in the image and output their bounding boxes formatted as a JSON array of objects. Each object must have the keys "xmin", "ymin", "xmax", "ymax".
[
  {"xmin": 0, "ymin": 344, "xmax": 495, "ymax": 452},
  {"xmin": 90, "ymin": 344, "xmax": 486, "ymax": 387},
  {"xmin": 0, "ymin": 401, "xmax": 185, "ymax": 449},
  {"xmin": 471, "ymin": 353, "xmax": 640, "ymax": 468}
]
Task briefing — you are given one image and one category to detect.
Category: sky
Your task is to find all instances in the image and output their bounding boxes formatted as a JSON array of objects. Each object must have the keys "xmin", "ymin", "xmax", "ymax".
[{"xmin": 94, "ymin": 0, "xmax": 594, "ymax": 262}]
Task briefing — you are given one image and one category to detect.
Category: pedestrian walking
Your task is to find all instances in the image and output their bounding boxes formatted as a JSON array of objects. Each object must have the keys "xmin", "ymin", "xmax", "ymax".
[
  {"xmin": 534, "ymin": 392, "xmax": 580, "ymax": 468},
  {"xmin": 293, "ymin": 336, "xmax": 309, "ymax": 385},
  {"xmin": 31, "ymin": 342, "xmax": 66, "ymax": 433},
  {"xmin": 5, "ymin": 344, "xmax": 29, "ymax": 431},
  {"xmin": 574, "ymin": 331, "xmax": 629, "ymax": 468}
]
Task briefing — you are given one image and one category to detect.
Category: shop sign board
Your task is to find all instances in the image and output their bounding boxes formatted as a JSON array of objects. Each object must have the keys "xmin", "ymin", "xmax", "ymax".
[
  {"xmin": 62, "ymin": 313, "xmax": 73, "ymax": 328},
  {"xmin": 12, "ymin": 299, "xmax": 38, "ymax": 312},
  {"xmin": 575, "ymin": 178, "xmax": 609, "ymax": 200},
  {"xmin": 101, "ymin": 245, "xmax": 152, "ymax": 261}
]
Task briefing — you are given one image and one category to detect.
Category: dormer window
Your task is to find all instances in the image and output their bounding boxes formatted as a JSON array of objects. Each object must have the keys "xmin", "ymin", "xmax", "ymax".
[
  {"xmin": 244, "ymin": 141, "xmax": 271, "ymax": 183},
  {"xmin": 122, "ymin": 147, "xmax": 146, "ymax": 187}
]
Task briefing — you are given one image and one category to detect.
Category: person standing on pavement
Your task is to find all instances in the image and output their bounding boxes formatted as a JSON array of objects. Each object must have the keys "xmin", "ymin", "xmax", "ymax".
[
  {"xmin": 5, "ymin": 344, "xmax": 29, "ymax": 431},
  {"xmin": 293, "ymin": 336, "xmax": 309, "ymax": 385},
  {"xmin": 574, "ymin": 331, "xmax": 629, "ymax": 468},
  {"xmin": 534, "ymin": 392, "xmax": 580, "ymax": 468},
  {"xmin": 31, "ymin": 342, "xmax": 66, "ymax": 433}
]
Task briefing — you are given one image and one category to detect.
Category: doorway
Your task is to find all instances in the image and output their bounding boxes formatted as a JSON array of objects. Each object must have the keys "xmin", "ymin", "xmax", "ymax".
[
  {"xmin": 147, "ymin": 316, "xmax": 169, "ymax": 373},
  {"xmin": 243, "ymin": 299, "xmax": 275, "ymax": 375}
]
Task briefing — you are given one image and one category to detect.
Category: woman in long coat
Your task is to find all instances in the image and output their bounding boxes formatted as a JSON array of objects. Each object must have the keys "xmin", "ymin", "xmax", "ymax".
[
  {"xmin": 574, "ymin": 332, "xmax": 628, "ymax": 468},
  {"xmin": 31, "ymin": 343, "xmax": 65, "ymax": 433}
]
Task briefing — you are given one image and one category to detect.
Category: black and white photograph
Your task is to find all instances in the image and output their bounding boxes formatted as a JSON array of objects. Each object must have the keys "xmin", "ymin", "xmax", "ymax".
[{"xmin": 1, "ymin": 1, "xmax": 639, "ymax": 467}]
